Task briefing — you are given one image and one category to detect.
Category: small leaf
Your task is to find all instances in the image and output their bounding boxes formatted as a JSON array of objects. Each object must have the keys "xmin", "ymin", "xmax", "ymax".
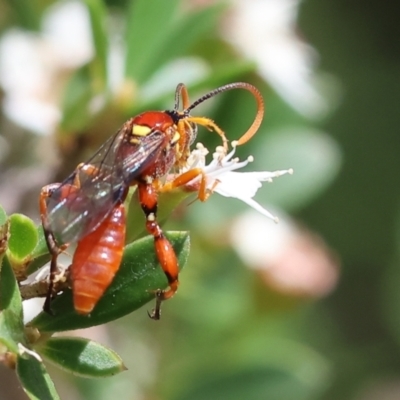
[
  {"xmin": 31, "ymin": 225, "xmax": 48, "ymax": 258},
  {"xmin": 0, "ymin": 205, "xmax": 7, "ymax": 226},
  {"xmin": 28, "ymin": 226, "xmax": 51, "ymax": 275},
  {"xmin": 30, "ymin": 232, "xmax": 190, "ymax": 332},
  {"xmin": 36, "ymin": 337, "xmax": 126, "ymax": 378},
  {"xmin": 0, "ymin": 257, "xmax": 25, "ymax": 353},
  {"xmin": 0, "ymin": 311, "xmax": 23, "ymax": 354},
  {"xmin": 0, "ymin": 205, "xmax": 9, "ymax": 260},
  {"xmin": 8, "ymin": 214, "xmax": 38, "ymax": 260},
  {"xmin": 17, "ymin": 351, "xmax": 60, "ymax": 400},
  {"xmin": 0, "ymin": 255, "xmax": 22, "ymax": 312}
]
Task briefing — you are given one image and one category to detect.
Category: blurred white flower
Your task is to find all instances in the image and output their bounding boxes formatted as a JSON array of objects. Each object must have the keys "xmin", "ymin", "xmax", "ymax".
[
  {"xmin": 0, "ymin": 1, "xmax": 94, "ymax": 135},
  {"xmin": 42, "ymin": 1, "xmax": 94, "ymax": 69},
  {"xmin": 231, "ymin": 210, "xmax": 339, "ymax": 298},
  {"xmin": 224, "ymin": 0, "xmax": 328, "ymax": 118},
  {"xmin": 183, "ymin": 142, "xmax": 293, "ymax": 221}
]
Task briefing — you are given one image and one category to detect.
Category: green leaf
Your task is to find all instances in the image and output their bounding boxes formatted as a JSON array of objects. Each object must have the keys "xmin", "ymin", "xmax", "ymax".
[
  {"xmin": 125, "ymin": 0, "xmax": 180, "ymax": 81},
  {"xmin": 0, "ymin": 310, "xmax": 23, "ymax": 353},
  {"xmin": 17, "ymin": 351, "xmax": 60, "ymax": 400},
  {"xmin": 0, "ymin": 257, "xmax": 25, "ymax": 353},
  {"xmin": 0, "ymin": 205, "xmax": 7, "ymax": 226},
  {"xmin": 36, "ymin": 337, "xmax": 126, "ymax": 378},
  {"xmin": 5, "ymin": 0, "xmax": 41, "ymax": 31},
  {"xmin": 0, "ymin": 205, "xmax": 9, "ymax": 261},
  {"xmin": 30, "ymin": 225, "xmax": 49, "ymax": 258},
  {"xmin": 381, "ymin": 255, "xmax": 400, "ymax": 350},
  {"xmin": 26, "ymin": 253, "xmax": 51, "ymax": 276},
  {"xmin": 8, "ymin": 214, "xmax": 38, "ymax": 260},
  {"xmin": 125, "ymin": 1, "xmax": 224, "ymax": 83},
  {"xmin": 170, "ymin": 334, "xmax": 331, "ymax": 400},
  {"xmin": 137, "ymin": 4, "xmax": 225, "ymax": 83},
  {"xmin": 126, "ymin": 188, "xmax": 191, "ymax": 243},
  {"xmin": 175, "ymin": 366, "xmax": 321, "ymax": 400},
  {"xmin": 60, "ymin": 66, "xmax": 93, "ymax": 132},
  {"xmin": 185, "ymin": 61, "xmax": 257, "ymax": 95},
  {"xmin": 0, "ymin": 255, "xmax": 23, "ymax": 319},
  {"xmin": 84, "ymin": 0, "xmax": 108, "ymax": 89},
  {"xmin": 253, "ymin": 128, "xmax": 342, "ymax": 210},
  {"xmin": 30, "ymin": 231, "xmax": 190, "ymax": 332},
  {"xmin": 28, "ymin": 226, "xmax": 51, "ymax": 275},
  {"xmin": 138, "ymin": 59, "xmax": 255, "ymax": 108}
]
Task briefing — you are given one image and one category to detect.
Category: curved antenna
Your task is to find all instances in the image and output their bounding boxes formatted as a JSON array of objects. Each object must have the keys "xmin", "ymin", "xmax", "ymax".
[
  {"xmin": 183, "ymin": 82, "xmax": 264, "ymax": 145},
  {"xmin": 174, "ymin": 83, "xmax": 191, "ymax": 111}
]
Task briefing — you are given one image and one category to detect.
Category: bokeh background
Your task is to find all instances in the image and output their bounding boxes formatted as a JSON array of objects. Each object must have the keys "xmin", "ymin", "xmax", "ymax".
[{"xmin": 1, "ymin": 0, "xmax": 400, "ymax": 399}]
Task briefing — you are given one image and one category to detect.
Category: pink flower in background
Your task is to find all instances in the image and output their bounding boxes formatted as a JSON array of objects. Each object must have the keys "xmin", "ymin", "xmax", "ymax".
[{"xmin": 231, "ymin": 210, "xmax": 339, "ymax": 298}]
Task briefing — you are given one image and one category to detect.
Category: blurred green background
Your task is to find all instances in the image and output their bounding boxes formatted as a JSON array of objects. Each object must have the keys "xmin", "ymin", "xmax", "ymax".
[{"xmin": 1, "ymin": 0, "xmax": 400, "ymax": 399}]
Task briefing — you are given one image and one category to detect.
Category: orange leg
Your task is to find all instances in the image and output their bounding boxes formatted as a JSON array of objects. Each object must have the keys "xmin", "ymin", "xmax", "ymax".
[
  {"xmin": 180, "ymin": 116, "xmax": 228, "ymax": 153},
  {"xmin": 160, "ymin": 167, "xmax": 216, "ymax": 202},
  {"xmin": 138, "ymin": 180, "xmax": 179, "ymax": 320}
]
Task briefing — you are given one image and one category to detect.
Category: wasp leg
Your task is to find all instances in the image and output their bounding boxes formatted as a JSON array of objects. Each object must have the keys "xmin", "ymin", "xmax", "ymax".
[
  {"xmin": 138, "ymin": 180, "xmax": 179, "ymax": 320},
  {"xmin": 182, "ymin": 116, "xmax": 228, "ymax": 153},
  {"xmin": 40, "ymin": 184, "xmax": 69, "ymax": 314},
  {"xmin": 160, "ymin": 167, "xmax": 215, "ymax": 202},
  {"xmin": 40, "ymin": 163, "xmax": 101, "ymax": 314}
]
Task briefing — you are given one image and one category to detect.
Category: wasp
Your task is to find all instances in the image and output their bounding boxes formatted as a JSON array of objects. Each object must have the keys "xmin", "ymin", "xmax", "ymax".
[{"xmin": 40, "ymin": 82, "xmax": 264, "ymax": 319}]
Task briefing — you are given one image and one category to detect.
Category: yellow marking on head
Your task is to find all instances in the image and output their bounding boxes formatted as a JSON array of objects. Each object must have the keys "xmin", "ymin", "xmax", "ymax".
[
  {"xmin": 132, "ymin": 124, "xmax": 152, "ymax": 137},
  {"xmin": 130, "ymin": 137, "xmax": 140, "ymax": 145}
]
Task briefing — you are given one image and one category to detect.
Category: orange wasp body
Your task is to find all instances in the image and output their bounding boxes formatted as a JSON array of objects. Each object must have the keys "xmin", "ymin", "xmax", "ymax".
[
  {"xmin": 40, "ymin": 82, "xmax": 264, "ymax": 319},
  {"xmin": 70, "ymin": 203, "xmax": 126, "ymax": 314}
]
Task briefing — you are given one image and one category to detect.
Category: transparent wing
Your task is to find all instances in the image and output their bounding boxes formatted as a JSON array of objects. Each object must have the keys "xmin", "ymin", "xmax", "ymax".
[{"xmin": 45, "ymin": 124, "xmax": 166, "ymax": 245}]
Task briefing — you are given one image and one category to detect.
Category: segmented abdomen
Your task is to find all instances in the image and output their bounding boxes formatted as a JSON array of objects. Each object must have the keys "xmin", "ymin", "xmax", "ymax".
[{"xmin": 70, "ymin": 203, "xmax": 126, "ymax": 314}]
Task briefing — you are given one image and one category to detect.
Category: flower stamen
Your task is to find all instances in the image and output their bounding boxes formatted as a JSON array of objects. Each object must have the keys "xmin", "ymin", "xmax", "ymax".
[{"xmin": 180, "ymin": 142, "xmax": 293, "ymax": 222}]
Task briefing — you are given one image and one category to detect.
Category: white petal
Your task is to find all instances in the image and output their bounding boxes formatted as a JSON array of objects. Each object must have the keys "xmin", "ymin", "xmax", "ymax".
[
  {"xmin": 234, "ymin": 195, "xmax": 279, "ymax": 222},
  {"xmin": 213, "ymin": 169, "xmax": 292, "ymax": 200},
  {"xmin": 213, "ymin": 171, "xmax": 262, "ymax": 199},
  {"xmin": 243, "ymin": 169, "xmax": 294, "ymax": 182}
]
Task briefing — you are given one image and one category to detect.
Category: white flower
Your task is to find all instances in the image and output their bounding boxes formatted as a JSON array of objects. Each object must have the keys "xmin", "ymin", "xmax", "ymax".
[
  {"xmin": 0, "ymin": 1, "xmax": 94, "ymax": 135},
  {"xmin": 223, "ymin": 0, "xmax": 328, "ymax": 118},
  {"xmin": 183, "ymin": 142, "xmax": 293, "ymax": 222}
]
